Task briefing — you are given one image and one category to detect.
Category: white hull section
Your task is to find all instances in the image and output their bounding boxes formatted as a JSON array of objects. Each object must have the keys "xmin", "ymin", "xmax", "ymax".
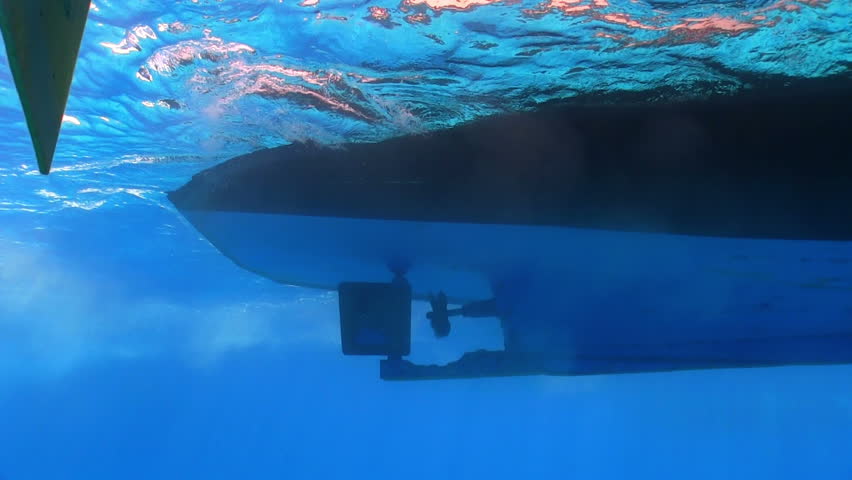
[{"xmin": 183, "ymin": 210, "xmax": 852, "ymax": 348}]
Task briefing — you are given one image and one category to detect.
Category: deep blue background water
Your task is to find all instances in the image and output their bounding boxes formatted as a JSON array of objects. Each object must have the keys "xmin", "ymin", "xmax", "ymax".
[{"xmin": 1, "ymin": 1, "xmax": 851, "ymax": 478}]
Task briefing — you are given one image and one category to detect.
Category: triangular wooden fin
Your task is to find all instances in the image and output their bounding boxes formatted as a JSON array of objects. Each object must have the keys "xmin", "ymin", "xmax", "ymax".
[{"xmin": 0, "ymin": 0, "xmax": 90, "ymax": 174}]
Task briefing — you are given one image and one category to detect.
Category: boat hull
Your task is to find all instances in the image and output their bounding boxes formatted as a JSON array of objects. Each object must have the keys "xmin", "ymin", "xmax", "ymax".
[
  {"xmin": 171, "ymin": 84, "xmax": 852, "ymax": 374},
  {"xmin": 178, "ymin": 209, "xmax": 852, "ymax": 350}
]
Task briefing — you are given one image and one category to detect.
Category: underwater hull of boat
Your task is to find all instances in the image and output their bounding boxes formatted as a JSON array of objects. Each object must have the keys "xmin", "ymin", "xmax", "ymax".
[
  {"xmin": 171, "ymin": 84, "xmax": 852, "ymax": 243},
  {"xmin": 179, "ymin": 209, "xmax": 852, "ymax": 351},
  {"xmin": 171, "ymin": 82, "xmax": 852, "ymax": 373},
  {"xmin": 380, "ymin": 335, "xmax": 852, "ymax": 380}
]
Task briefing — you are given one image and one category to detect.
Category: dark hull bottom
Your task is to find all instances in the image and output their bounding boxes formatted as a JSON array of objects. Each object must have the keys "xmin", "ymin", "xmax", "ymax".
[
  {"xmin": 382, "ymin": 335, "xmax": 852, "ymax": 380},
  {"xmin": 171, "ymin": 84, "xmax": 852, "ymax": 240}
]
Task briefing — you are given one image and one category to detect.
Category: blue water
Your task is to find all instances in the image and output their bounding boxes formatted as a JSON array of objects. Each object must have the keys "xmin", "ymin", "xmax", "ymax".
[{"xmin": 1, "ymin": 1, "xmax": 851, "ymax": 478}]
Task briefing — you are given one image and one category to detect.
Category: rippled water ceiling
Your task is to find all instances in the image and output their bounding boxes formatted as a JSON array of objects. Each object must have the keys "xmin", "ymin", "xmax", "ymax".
[{"xmin": 1, "ymin": 0, "xmax": 849, "ymax": 169}]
